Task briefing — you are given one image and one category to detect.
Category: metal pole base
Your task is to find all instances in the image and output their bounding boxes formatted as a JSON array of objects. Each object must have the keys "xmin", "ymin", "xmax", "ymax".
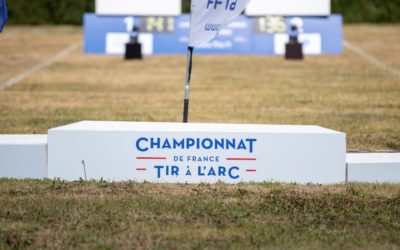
[{"xmin": 183, "ymin": 99, "xmax": 189, "ymax": 123}]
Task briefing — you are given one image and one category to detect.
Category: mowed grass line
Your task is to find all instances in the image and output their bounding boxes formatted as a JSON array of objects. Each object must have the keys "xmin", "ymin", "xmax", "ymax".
[
  {"xmin": 0, "ymin": 180, "xmax": 399, "ymax": 249},
  {"xmin": 0, "ymin": 25, "xmax": 399, "ymax": 150},
  {"xmin": 0, "ymin": 26, "xmax": 81, "ymax": 84},
  {"xmin": 344, "ymin": 24, "xmax": 400, "ymax": 69}
]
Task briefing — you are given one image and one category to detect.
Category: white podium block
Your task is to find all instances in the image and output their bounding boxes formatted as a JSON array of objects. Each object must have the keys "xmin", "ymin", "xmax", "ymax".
[
  {"xmin": 347, "ymin": 153, "xmax": 400, "ymax": 183},
  {"xmin": 48, "ymin": 121, "xmax": 346, "ymax": 184},
  {"xmin": 0, "ymin": 135, "xmax": 47, "ymax": 179}
]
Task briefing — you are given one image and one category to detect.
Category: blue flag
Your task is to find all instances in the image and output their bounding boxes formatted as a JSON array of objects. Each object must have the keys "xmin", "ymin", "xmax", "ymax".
[{"xmin": 0, "ymin": 0, "xmax": 8, "ymax": 32}]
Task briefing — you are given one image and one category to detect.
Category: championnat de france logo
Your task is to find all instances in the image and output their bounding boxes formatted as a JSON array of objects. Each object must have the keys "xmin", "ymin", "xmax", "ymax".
[{"xmin": 134, "ymin": 136, "xmax": 258, "ymax": 180}]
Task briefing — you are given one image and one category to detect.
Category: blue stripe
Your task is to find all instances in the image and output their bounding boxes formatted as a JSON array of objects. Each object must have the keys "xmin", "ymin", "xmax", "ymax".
[{"xmin": 0, "ymin": 0, "xmax": 8, "ymax": 32}]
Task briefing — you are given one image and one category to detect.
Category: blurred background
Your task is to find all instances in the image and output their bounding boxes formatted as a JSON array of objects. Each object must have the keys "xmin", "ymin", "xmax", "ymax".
[
  {"xmin": 5, "ymin": 0, "xmax": 400, "ymax": 25},
  {"xmin": 0, "ymin": 0, "xmax": 399, "ymax": 151}
]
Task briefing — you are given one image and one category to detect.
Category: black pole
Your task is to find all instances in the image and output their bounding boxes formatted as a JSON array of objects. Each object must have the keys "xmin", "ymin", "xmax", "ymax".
[{"xmin": 183, "ymin": 46, "xmax": 194, "ymax": 123}]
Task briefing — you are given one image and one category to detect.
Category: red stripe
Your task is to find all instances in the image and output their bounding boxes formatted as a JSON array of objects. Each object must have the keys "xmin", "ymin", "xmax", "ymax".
[
  {"xmin": 246, "ymin": 169, "xmax": 257, "ymax": 172},
  {"xmin": 136, "ymin": 168, "xmax": 147, "ymax": 171},
  {"xmin": 136, "ymin": 157, "xmax": 167, "ymax": 160},
  {"xmin": 226, "ymin": 158, "xmax": 257, "ymax": 161}
]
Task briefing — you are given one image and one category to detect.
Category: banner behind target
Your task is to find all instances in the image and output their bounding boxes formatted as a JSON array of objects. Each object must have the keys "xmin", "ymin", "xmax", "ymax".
[{"xmin": 83, "ymin": 13, "xmax": 343, "ymax": 55}]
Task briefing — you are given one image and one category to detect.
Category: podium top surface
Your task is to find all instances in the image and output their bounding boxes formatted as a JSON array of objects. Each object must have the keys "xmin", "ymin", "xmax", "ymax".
[
  {"xmin": 0, "ymin": 135, "xmax": 47, "ymax": 145},
  {"xmin": 49, "ymin": 121, "xmax": 343, "ymax": 135}
]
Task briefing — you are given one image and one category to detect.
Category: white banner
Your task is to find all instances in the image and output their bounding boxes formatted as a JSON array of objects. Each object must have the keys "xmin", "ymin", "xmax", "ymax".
[
  {"xmin": 246, "ymin": 0, "xmax": 331, "ymax": 16},
  {"xmin": 189, "ymin": 0, "xmax": 251, "ymax": 47},
  {"xmin": 96, "ymin": 0, "xmax": 182, "ymax": 16},
  {"xmin": 48, "ymin": 121, "xmax": 346, "ymax": 184}
]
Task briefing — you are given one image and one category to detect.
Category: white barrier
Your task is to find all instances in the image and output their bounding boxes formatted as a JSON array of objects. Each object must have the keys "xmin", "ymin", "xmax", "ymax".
[
  {"xmin": 347, "ymin": 153, "xmax": 400, "ymax": 183},
  {"xmin": 0, "ymin": 135, "xmax": 47, "ymax": 179},
  {"xmin": 245, "ymin": 0, "xmax": 331, "ymax": 16},
  {"xmin": 48, "ymin": 121, "xmax": 346, "ymax": 184}
]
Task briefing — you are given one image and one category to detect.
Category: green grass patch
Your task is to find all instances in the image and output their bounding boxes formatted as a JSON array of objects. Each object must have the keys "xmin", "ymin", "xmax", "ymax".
[{"xmin": 0, "ymin": 179, "xmax": 399, "ymax": 249}]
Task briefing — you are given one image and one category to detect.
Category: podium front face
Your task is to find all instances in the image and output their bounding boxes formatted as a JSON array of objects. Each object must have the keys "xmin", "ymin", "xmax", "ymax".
[
  {"xmin": 48, "ymin": 121, "xmax": 346, "ymax": 184},
  {"xmin": 0, "ymin": 135, "xmax": 47, "ymax": 179}
]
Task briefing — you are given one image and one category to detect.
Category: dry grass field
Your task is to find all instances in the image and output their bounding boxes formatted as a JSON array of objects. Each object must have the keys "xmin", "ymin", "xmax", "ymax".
[
  {"xmin": 1, "ymin": 180, "xmax": 400, "ymax": 249},
  {"xmin": 0, "ymin": 25, "xmax": 399, "ymax": 151}
]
